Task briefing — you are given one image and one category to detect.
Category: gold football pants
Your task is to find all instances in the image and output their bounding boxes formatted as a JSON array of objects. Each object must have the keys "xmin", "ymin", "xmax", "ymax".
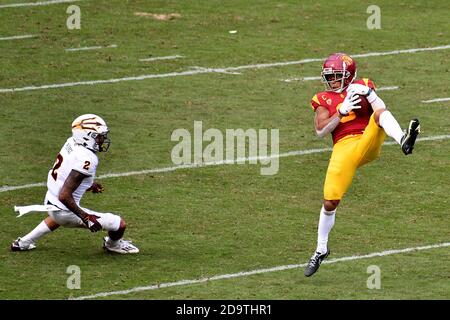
[{"xmin": 324, "ymin": 115, "xmax": 386, "ymax": 200}]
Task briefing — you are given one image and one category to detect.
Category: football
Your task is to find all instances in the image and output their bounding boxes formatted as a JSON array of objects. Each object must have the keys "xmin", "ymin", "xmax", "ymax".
[{"xmin": 354, "ymin": 94, "xmax": 373, "ymax": 117}]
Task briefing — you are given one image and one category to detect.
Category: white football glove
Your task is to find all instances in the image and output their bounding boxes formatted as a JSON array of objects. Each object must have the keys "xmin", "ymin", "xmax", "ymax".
[
  {"xmin": 347, "ymin": 83, "xmax": 385, "ymax": 110},
  {"xmin": 339, "ymin": 93, "xmax": 361, "ymax": 116},
  {"xmin": 347, "ymin": 83, "xmax": 372, "ymax": 96}
]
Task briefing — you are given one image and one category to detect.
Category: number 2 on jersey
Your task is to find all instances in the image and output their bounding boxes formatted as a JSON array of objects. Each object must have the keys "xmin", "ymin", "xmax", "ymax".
[
  {"xmin": 336, "ymin": 103, "xmax": 356, "ymax": 123},
  {"xmin": 51, "ymin": 153, "xmax": 64, "ymax": 180}
]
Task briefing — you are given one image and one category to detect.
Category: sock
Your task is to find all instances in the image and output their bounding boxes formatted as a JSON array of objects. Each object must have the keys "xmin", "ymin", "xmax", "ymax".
[
  {"xmin": 21, "ymin": 220, "xmax": 52, "ymax": 244},
  {"xmin": 106, "ymin": 236, "xmax": 119, "ymax": 246},
  {"xmin": 379, "ymin": 110, "xmax": 404, "ymax": 145},
  {"xmin": 316, "ymin": 206, "xmax": 336, "ymax": 254}
]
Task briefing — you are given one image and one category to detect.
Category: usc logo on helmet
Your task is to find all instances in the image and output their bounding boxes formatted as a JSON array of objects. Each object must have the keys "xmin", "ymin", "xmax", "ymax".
[{"xmin": 340, "ymin": 55, "xmax": 353, "ymax": 66}]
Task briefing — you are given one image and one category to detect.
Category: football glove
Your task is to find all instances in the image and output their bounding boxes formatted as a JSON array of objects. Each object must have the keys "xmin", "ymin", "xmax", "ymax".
[
  {"xmin": 347, "ymin": 83, "xmax": 372, "ymax": 96},
  {"xmin": 87, "ymin": 182, "xmax": 104, "ymax": 193},
  {"xmin": 347, "ymin": 83, "xmax": 378, "ymax": 103},
  {"xmin": 83, "ymin": 214, "xmax": 102, "ymax": 232},
  {"xmin": 348, "ymin": 83, "xmax": 385, "ymax": 110},
  {"xmin": 339, "ymin": 93, "xmax": 361, "ymax": 116}
]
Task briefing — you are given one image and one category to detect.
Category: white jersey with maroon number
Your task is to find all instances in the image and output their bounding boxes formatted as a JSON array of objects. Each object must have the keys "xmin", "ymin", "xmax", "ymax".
[{"xmin": 45, "ymin": 137, "xmax": 98, "ymax": 210}]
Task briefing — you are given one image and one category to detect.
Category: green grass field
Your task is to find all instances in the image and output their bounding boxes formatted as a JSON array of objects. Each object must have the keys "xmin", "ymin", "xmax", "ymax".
[{"xmin": 0, "ymin": 0, "xmax": 449, "ymax": 300}]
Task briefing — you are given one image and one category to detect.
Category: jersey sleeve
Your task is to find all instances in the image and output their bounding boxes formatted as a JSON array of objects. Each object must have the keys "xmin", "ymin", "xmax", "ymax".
[
  {"xmin": 72, "ymin": 150, "xmax": 98, "ymax": 176},
  {"xmin": 311, "ymin": 94, "xmax": 322, "ymax": 111}
]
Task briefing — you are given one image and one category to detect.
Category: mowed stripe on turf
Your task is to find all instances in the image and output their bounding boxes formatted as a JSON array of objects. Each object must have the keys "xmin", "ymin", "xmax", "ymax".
[
  {"xmin": 1, "ymin": 134, "xmax": 450, "ymax": 193},
  {"xmin": 1, "ymin": 44, "xmax": 449, "ymax": 93},
  {"xmin": 73, "ymin": 241, "xmax": 450, "ymax": 300}
]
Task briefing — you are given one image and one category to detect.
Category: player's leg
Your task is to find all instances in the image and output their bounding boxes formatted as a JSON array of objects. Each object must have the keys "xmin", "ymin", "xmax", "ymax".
[
  {"xmin": 316, "ymin": 199, "xmax": 339, "ymax": 254},
  {"xmin": 11, "ymin": 216, "xmax": 60, "ymax": 251},
  {"xmin": 82, "ymin": 208, "xmax": 139, "ymax": 254},
  {"xmin": 108, "ymin": 218, "xmax": 126, "ymax": 241},
  {"xmin": 305, "ymin": 138, "xmax": 359, "ymax": 277},
  {"xmin": 304, "ymin": 199, "xmax": 336, "ymax": 276},
  {"xmin": 355, "ymin": 113, "xmax": 387, "ymax": 166},
  {"xmin": 103, "ymin": 221, "xmax": 139, "ymax": 254},
  {"xmin": 322, "ymin": 136, "xmax": 360, "ymax": 206},
  {"xmin": 375, "ymin": 108, "xmax": 420, "ymax": 155}
]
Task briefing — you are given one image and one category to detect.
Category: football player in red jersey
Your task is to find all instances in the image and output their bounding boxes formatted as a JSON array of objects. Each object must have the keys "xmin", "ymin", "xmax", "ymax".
[{"xmin": 304, "ymin": 53, "xmax": 420, "ymax": 277}]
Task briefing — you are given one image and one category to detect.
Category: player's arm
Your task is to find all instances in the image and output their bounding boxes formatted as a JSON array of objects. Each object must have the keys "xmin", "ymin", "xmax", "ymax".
[
  {"xmin": 58, "ymin": 170, "xmax": 102, "ymax": 232},
  {"xmin": 314, "ymin": 106, "xmax": 343, "ymax": 138}
]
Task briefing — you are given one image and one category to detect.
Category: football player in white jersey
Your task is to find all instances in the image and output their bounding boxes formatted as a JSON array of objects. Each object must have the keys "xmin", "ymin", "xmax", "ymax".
[{"xmin": 11, "ymin": 114, "xmax": 139, "ymax": 254}]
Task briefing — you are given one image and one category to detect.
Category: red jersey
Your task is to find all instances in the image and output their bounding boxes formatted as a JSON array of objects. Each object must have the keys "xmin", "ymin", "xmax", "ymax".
[{"xmin": 311, "ymin": 78, "xmax": 376, "ymax": 144}]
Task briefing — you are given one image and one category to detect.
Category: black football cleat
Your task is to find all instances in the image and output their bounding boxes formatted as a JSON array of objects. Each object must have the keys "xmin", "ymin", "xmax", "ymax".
[
  {"xmin": 401, "ymin": 119, "xmax": 420, "ymax": 155},
  {"xmin": 304, "ymin": 249, "xmax": 330, "ymax": 277}
]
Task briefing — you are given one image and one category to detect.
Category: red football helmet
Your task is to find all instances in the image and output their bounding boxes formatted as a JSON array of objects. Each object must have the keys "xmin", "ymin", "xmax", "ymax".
[{"xmin": 321, "ymin": 53, "xmax": 357, "ymax": 93}]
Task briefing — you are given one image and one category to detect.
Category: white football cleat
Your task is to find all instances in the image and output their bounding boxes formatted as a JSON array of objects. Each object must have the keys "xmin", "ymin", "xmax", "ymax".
[
  {"xmin": 103, "ymin": 236, "xmax": 139, "ymax": 254},
  {"xmin": 11, "ymin": 237, "xmax": 36, "ymax": 252}
]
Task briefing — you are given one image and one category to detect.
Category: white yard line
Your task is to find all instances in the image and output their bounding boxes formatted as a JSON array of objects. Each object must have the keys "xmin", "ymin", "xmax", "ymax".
[
  {"xmin": 1, "ymin": 44, "xmax": 449, "ymax": 93},
  {"xmin": 72, "ymin": 241, "xmax": 450, "ymax": 300},
  {"xmin": 0, "ymin": 34, "xmax": 36, "ymax": 41},
  {"xmin": 422, "ymin": 97, "xmax": 450, "ymax": 103},
  {"xmin": 0, "ymin": 69, "xmax": 210, "ymax": 93},
  {"xmin": 281, "ymin": 75, "xmax": 400, "ymax": 91},
  {"xmin": 189, "ymin": 66, "xmax": 242, "ymax": 75},
  {"xmin": 282, "ymin": 76, "xmax": 321, "ymax": 82},
  {"xmin": 0, "ymin": 0, "xmax": 81, "ymax": 9},
  {"xmin": 65, "ymin": 44, "xmax": 117, "ymax": 52},
  {"xmin": 139, "ymin": 55, "xmax": 184, "ymax": 62},
  {"xmin": 0, "ymin": 182, "xmax": 46, "ymax": 193},
  {"xmin": 205, "ymin": 44, "xmax": 450, "ymax": 73},
  {"xmin": 281, "ymin": 76, "xmax": 399, "ymax": 91},
  {"xmin": 377, "ymin": 86, "xmax": 399, "ymax": 91},
  {"xmin": 1, "ymin": 134, "xmax": 449, "ymax": 194}
]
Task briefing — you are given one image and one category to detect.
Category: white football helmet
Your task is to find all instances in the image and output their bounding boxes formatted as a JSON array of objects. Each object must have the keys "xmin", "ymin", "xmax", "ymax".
[{"xmin": 71, "ymin": 114, "xmax": 110, "ymax": 152}]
